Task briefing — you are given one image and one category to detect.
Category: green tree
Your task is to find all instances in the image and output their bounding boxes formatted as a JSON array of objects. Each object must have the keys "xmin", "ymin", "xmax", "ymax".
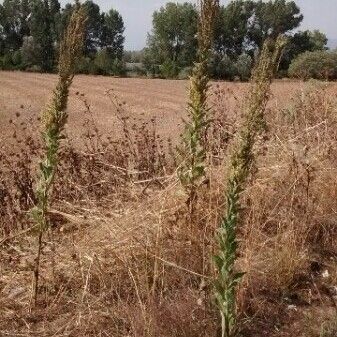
[
  {"xmin": 82, "ymin": 0, "xmax": 103, "ymax": 56},
  {"xmin": 235, "ymin": 53, "xmax": 253, "ymax": 81},
  {"xmin": 0, "ymin": 0, "xmax": 31, "ymax": 52},
  {"xmin": 0, "ymin": 4, "xmax": 5, "ymax": 55},
  {"xmin": 59, "ymin": 1, "xmax": 103, "ymax": 57},
  {"xmin": 248, "ymin": 0, "xmax": 303, "ymax": 48},
  {"xmin": 21, "ymin": 35, "xmax": 43, "ymax": 69},
  {"xmin": 29, "ymin": 0, "xmax": 56, "ymax": 71},
  {"xmin": 145, "ymin": 2, "xmax": 198, "ymax": 74},
  {"xmin": 308, "ymin": 30, "xmax": 328, "ymax": 51},
  {"xmin": 280, "ymin": 30, "xmax": 328, "ymax": 72},
  {"xmin": 213, "ymin": 0, "xmax": 255, "ymax": 59},
  {"xmin": 101, "ymin": 9, "xmax": 125, "ymax": 60}
]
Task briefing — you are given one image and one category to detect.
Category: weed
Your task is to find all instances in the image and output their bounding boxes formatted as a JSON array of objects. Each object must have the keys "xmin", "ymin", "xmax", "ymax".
[
  {"xmin": 178, "ymin": 0, "xmax": 219, "ymax": 214},
  {"xmin": 214, "ymin": 36, "xmax": 287, "ymax": 337},
  {"xmin": 31, "ymin": 4, "xmax": 87, "ymax": 305}
]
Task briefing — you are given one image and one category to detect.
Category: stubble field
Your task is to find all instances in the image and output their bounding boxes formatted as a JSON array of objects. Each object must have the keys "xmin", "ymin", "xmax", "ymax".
[{"xmin": 1, "ymin": 71, "xmax": 306, "ymax": 141}]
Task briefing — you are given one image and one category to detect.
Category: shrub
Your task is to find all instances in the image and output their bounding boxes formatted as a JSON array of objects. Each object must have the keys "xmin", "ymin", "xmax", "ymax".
[
  {"xmin": 1, "ymin": 53, "xmax": 14, "ymax": 70},
  {"xmin": 110, "ymin": 58, "xmax": 126, "ymax": 76},
  {"xmin": 178, "ymin": 66, "xmax": 193, "ymax": 80},
  {"xmin": 289, "ymin": 50, "xmax": 337, "ymax": 80},
  {"xmin": 21, "ymin": 36, "xmax": 42, "ymax": 69},
  {"xmin": 159, "ymin": 59, "xmax": 180, "ymax": 79},
  {"xmin": 209, "ymin": 54, "xmax": 236, "ymax": 80},
  {"xmin": 93, "ymin": 49, "xmax": 112, "ymax": 75},
  {"xmin": 76, "ymin": 56, "xmax": 92, "ymax": 74},
  {"xmin": 235, "ymin": 53, "xmax": 252, "ymax": 81}
]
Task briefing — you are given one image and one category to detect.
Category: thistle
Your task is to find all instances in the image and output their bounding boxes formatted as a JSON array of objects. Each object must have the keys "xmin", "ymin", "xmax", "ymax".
[
  {"xmin": 31, "ymin": 4, "xmax": 87, "ymax": 305},
  {"xmin": 178, "ymin": 0, "xmax": 219, "ymax": 215},
  {"xmin": 214, "ymin": 35, "xmax": 288, "ymax": 337}
]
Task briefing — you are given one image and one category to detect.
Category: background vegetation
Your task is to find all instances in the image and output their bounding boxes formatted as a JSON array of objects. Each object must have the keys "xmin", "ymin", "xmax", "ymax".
[
  {"xmin": 1, "ymin": 0, "xmax": 336, "ymax": 80},
  {"xmin": 0, "ymin": 0, "xmax": 125, "ymax": 75}
]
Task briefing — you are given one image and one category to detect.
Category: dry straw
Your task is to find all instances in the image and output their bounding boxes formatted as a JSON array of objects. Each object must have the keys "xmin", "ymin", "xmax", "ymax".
[
  {"xmin": 31, "ymin": 4, "xmax": 87, "ymax": 305},
  {"xmin": 214, "ymin": 35, "xmax": 288, "ymax": 337}
]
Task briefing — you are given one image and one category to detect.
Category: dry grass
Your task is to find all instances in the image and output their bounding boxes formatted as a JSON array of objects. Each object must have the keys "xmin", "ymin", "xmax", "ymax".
[{"xmin": 1, "ymin": 76, "xmax": 337, "ymax": 336}]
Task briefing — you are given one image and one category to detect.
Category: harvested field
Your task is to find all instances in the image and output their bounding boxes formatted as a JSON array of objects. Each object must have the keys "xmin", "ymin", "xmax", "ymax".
[{"xmin": 0, "ymin": 71, "xmax": 318, "ymax": 141}]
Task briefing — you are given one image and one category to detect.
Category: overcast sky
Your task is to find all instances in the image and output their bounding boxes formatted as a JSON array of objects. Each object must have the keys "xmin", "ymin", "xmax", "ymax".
[{"xmin": 61, "ymin": 0, "xmax": 337, "ymax": 50}]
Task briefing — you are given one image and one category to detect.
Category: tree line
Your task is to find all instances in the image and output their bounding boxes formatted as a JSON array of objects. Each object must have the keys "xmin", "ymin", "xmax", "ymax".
[
  {"xmin": 0, "ymin": 0, "xmax": 335, "ymax": 80},
  {"xmin": 142, "ymin": 0, "xmax": 331, "ymax": 79},
  {"xmin": 0, "ymin": 0, "xmax": 125, "ymax": 74}
]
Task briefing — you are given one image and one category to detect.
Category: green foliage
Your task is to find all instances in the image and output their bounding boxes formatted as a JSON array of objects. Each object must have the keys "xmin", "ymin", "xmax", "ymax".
[
  {"xmin": 101, "ymin": 9, "xmax": 125, "ymax": 60},
  {"xmin": 209, "ymin": 54, "xmax": 236, "ymax": 80},
  {"xmin": 58, "ymin": 1, "xmax": 125, "ymax": 67},
  {"xmin": 123, "ymin": 50, "xmax": 145, "ymax": 64},
  {"xmin": 159, "ymin": 59, "xmax": 180, "ymax": 79},
  {"xmin": 235, "ymin": 53, "xmax": 253, "ymax": 81},
  {"xmin": 145, "ymin": 2, "xmax": 198, "ymax": 77},
  {"xmin": 29, "ymin": 0, "xmax": 60, "ymax": 72},
  {"xmin": 93, "ymin": 49, "xmax": 112, "ymax": 74},
  {"xmin": 214, "ymin": 0, "xmax": 255, "ymax": 59},
  {"xmin": 21, "ymin": 36, "xmax": 42, "ymax": 69},
  {"xmin": 248, "ymin": 0, "xmax": 302, "ymax": 47},
  {"xmin": 145, "ymin": 0, "xmax": 306, "ymax": 79},
  {"xmin": 0, "ymin": 0, "xmax": 31, "ymax": 52},
  {"xmin": 0, "ymin": 0, "xmax": 125, "ymax": 74},
  {"xmin": 280, "ymin": 29, "xmax": 328, "ymax": 71},
  {"xmin": 178, "ymin": 66, "xmax": 193, "ymax": 80},
  {"xmin": 289, "ymin": 50, "xmax": 337, "ymax": 80},
  {"xmin": 214, "ymin": 36, "xmax": 287, "ymax": 337}
]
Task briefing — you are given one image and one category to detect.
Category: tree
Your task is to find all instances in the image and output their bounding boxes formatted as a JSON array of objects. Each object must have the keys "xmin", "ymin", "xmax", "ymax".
[
  {"xmin": 280, "ymin": 30, "xmax": 328, "ymax": 72},
  {"xmin": 214, "ymin": 0, "xmax": 255, "ymax": 59},
  {"xmin": 0, "ymin": 4, "xmax": 5, "ymax": 55},
  {"xmin": 21, "ymin": 35, "xmax": 43, "ymax": 69},
  {"xmin": 248, "ymin": 0, "xmax": 303, "ymax": 48},
  {"xmin": 145, "ymin": 2, "xmax": 198, "ymax": 74},
  {"xmin": 101, "ymin": 9, "xmax": 125, "ymax": 60},
  {"xmin": 0, "ymin": 0, "xmax": 31, "ymax": 52},
  {"xmin": 308, "ymin": 30, "xmax": 328, "ymax": 51},
  {"xmin": 29, "ymin": 0, "xmax": 56, "ymax": 72},
  {"xmin": 82, "ymin": 0, "xmax": 103, "ymax": 56}
]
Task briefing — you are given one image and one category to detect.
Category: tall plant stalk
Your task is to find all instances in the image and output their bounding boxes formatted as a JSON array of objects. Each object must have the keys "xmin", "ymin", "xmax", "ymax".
[
  {"xmin": 214, "ymin": 36, "xmax": 287, "ymax": 337},
  {"xmin": 31, "ymin": 4, "xmax": 87, "ymax": 305},
  {"xmin": 178, "ymin": 0, "xmax": 219, "ymax": 214}
]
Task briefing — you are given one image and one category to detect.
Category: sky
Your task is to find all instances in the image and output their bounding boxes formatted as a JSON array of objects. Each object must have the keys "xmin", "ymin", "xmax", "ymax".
[{"xmin": 60, "ymin": 0, "xmax": 336, "ymax": 50}]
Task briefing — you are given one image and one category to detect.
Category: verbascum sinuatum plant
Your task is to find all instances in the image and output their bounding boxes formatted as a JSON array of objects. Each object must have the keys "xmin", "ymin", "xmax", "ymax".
[
  {"xmin": 214, "ymin": 35, "xmax": 288, "ymax": 337},
  {"xmin": 178, "ymin": 0, "xmax": 219, "ymax": 215},
  {"xmin": 31, "ymin": 4, "xmax": 87, "ymax": 305}
]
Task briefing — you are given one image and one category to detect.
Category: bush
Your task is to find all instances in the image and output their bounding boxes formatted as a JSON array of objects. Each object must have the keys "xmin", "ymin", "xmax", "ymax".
[
  {"xmin": 110, "ymin": 58, "xmax": 126, "ymax": 76},
  {"xmin": 289, "ymin": 50, "xmax": 337, "ymax": 80},
  {"xmin": 91, "ymin": 49, "xmax": 126, "ymax": 76},
  {"xmin": 21, "ymin": 36, "xmax": 42, "ymax": 69},
  {"xmin": 235, "ymin": 53, "xmax": 253, "ymax": 81},
  {"xmin": 76, "ymin": 56, "xmax": 92, "ymax": 74},
  {"xmin": 1, "ymin": 53, "xmax": 14, "ymax": 70},
  {"xmin": 209, "ymin": 54, "xmax": 236, "ymax": 80},
  {"xmin": 93, "ymin": 49, "xmax": 112, "ymax": 75},
  {"xmin": 159, "ymin": 59, "xmax": 180, "ymax": 79},
  {"xmin": 178, "ymin": 66, "xmax": 192, "ymax": 79}
]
